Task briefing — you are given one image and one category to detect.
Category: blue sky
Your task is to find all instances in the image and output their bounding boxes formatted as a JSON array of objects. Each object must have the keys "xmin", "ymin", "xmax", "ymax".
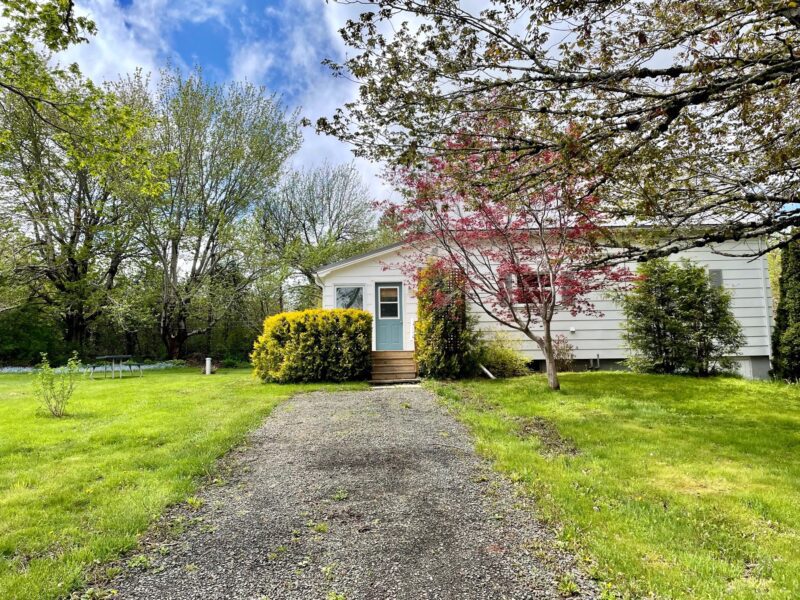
[{"xmin": 60, "ymin": 0, "xmax": 390, "ymax": 198}]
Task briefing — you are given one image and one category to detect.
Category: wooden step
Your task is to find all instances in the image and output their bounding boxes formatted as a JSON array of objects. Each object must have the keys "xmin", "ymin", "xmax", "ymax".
[
  {"xmin": 373, "ymin": 366, "xmax": 415, "ymax": 375},
  {"xmin": 372, "ymin": 351, "xmax": 414, "ymax": 359},
  {"xmin": 372, "ymin": 355, "xmax": 416, "ymax": 363},
  {"xmin": 371, "ymin": 372, "xmax": 418, "ymax": 382},
  {"xmin": 370, "ymin": 378, "xmax": 421, "ymax": 386},
  {"xmin": 372, "ymin": 371, "xmax": 417, "ymax": 380},
  {"xmin": 371, "ymin": 350, "xmax": 417, "ymax": 382},
  {"xmin": 372, "ymin": 359, "xmax": 416, "ymax": 369},
  {"xmin": 372, "ymin": 363, "xmax": 417, "ymax": 373}
]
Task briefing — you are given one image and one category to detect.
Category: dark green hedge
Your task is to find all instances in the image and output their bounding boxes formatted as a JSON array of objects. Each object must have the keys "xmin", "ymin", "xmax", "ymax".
[{"xmin": 773, "ymin": 239, "xmax": 800, "ymax": 380}]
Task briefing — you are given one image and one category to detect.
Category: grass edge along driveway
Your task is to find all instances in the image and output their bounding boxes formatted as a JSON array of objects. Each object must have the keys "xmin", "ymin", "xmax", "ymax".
[
  {"xmin": 0, "ymin": 368, "xmax": 366, "ymax": 600},
  {"xmin": 429, "ymin": 373, "xmax": 800, "ymax": 600}
]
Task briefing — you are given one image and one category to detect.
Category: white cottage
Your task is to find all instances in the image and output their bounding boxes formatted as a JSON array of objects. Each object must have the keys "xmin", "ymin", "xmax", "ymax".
[{"xmin": 314, "ymin": 239, "xmax": 774, "ymax": 380}]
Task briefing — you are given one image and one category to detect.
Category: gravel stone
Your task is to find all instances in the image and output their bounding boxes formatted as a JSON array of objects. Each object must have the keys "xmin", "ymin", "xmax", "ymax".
[{"xmin": 110, "ymin": 385, "xmax": 597, "ymax": 599}]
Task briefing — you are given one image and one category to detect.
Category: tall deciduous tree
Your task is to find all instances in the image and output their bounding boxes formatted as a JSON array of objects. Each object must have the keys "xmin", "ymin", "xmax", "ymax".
[
  {"xmin": 321, "ymin": 1, "xmax": 800, "ymax": 259},
  {"xmin": 389, "ymin": 133, "xmax": 630, "ymax": 390},
  {"xmin": 0, "ymin": 221, "xmax": 27, "ymax": 314},
  {"xmin": 127, "ymin": 69, "xmax": 301, "ymax": 358},
  {"xmin": 257, "ymin": 162, "xmax": 377, "ymax": 308},
  {"xmin": 0, "ymin": 63, "xmax": 158, "ymax": 349}
]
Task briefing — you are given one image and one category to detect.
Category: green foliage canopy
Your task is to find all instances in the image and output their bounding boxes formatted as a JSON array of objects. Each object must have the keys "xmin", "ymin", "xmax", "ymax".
[
  {"xmin": 0, "ymin": 57, "xmax": 162, "ymax": 348},
  {"xmin": 257, "ymin": 162, "xmax": 380, "ymax": 309},
  {"xmin": 322, "ymin": 0, "xmax": 800, "ymax": 259},
  {"xmin": 117, "ymin": 68, "xmax": 302, "ymax": 358}
]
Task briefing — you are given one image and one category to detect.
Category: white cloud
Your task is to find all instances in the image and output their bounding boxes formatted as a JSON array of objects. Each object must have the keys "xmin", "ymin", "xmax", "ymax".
[
  {"xmin": 57, "ymin": 0, "xmax": 164, "ymax": 82},
  {"xmin": 55, "ymin": 0, "xmax": 394, "ymax": 201},
  {"xmin": 230, "ymin": 41, "xmax": 274, "ymax": 83},
  {"xmin": 57, "ymin": 0, "xmax": 237, "ymax": 82},
  {"xmin": 271, "ymin": 0, "xmax": 396, "ymax": 202}
]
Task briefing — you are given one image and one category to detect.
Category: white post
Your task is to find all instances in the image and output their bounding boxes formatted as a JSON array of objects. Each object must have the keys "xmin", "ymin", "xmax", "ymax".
[{"xmin": 205, "ymin": 357, "xmax": 212, "ymax": 375}]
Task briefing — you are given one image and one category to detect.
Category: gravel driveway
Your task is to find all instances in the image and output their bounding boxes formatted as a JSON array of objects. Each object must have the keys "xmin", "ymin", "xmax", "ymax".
[{"xmin": 111, "ymin": 386, "xmax": 595, "ymax": 599}]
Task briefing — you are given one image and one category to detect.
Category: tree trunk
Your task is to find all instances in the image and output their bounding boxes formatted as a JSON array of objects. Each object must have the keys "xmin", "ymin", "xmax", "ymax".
[
  {"xmin": 160, "ymin": 304, "xmax": 189, "ymax": 359},
  {"xmin": 163, "ymin": 330, "xmax": 187, "ymax": 360},
  {"xmin": 124, "ymin": 331, "xmax": 138, "ymax": 356},
  {"xmin": 542, "ymin": 319, "xmax": 561, "ymax": 390},
  {"xmin": 64, "ymin": 310, "xmax": 88, "ymax": 355}
]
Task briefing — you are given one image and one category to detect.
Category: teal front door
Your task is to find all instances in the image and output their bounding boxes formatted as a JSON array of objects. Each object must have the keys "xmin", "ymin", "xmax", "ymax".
[{"xmin": 375, "ymin": 283, "xmax": 403, "ymax": 350}]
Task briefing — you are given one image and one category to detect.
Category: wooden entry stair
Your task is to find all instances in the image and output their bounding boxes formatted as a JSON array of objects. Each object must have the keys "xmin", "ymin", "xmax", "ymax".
[{"xmin": 371, "ymin": 351, "xmax": 419, "ymax": 384}]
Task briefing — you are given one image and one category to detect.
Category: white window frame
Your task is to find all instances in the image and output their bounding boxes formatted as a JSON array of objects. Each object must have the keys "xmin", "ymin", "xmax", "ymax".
[
  {"xmin": 334, "ymin": 285, "xmax": 365, "ymax": 310},
  {"xmin": 378, "ymin": 285, "xmax": 401, "ymax": 320},
  {"xmin": 503, "ymin": 271, "xmax": 555, "ymax": 308},
  {"xmin": 708, "ymin": 269, "xmax": 724, "ymax": 289}
]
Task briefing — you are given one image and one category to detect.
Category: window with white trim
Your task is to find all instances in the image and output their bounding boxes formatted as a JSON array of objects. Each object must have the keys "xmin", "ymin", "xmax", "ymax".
[
  {"xmin": 502, "ymin": 271, "xmax": 554, "ymax": 304},
  {"xmin": 335, "ymin": 286, "xmax": 364, "ymax": 309},
  {"xmin": 378, "ymin": 286, "xmax": 400, "ymax": 318}
]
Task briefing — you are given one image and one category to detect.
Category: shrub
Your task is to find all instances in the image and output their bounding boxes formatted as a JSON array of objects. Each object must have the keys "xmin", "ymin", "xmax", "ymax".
[
  {"xmin": 621, "ymin": 258, "xmax": 745, "ymax": 376},
  {"xmin": 414, "ymin": 263, "xmax": 481, "ymax": 379},
  {"xmin": 772, "ymin": 238, "xmax": 800, "ymax": 380},
  {"xmin": 34, "ymin": 352, "xmax": 82, "ymax": 417},
  {"xmin": 0, "ymin": 305, "xmax": 65, "ymax": 366},
  {"xmin": 251, "ymin": 309, "xmax": 372, "ymax": 383},
  {"xmin": 553, "ymin": 334, "xmax": 575, "ymax": 372},
  {"xmin": 479, "ymin": 335, "xmax": 529, "ymax": 378},
  {"xmin": 220, "ymin": 357, "xmax": 240, "ymax": 369},
  {"xmin": 778, "ymin": 323, "xmax": 800, "ymax": 382}
]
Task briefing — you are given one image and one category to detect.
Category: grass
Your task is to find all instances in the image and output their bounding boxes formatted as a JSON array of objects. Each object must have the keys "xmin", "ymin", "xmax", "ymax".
[
  {"xmin": 430, "ymin": 372, "xmax": 800, "ymax": 600},
  {"xmin": 0, "ymin": 367, "xmax": 365, "ymax": 599}
]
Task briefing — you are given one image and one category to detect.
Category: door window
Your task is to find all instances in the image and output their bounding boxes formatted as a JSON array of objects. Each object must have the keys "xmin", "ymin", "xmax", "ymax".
[{"xmin": 379, "ymin": 286, "xmax": 400, "ymax": 319}]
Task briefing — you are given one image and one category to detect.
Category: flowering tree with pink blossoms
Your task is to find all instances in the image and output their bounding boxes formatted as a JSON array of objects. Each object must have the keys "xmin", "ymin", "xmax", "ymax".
[{"xmin": 387, "ymin": 135, "xmax": 631, "ymax": 390}]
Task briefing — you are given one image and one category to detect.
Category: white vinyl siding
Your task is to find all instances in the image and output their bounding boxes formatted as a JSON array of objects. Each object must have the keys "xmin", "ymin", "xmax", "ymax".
[
  {"xmin": 470, "ymin": 240, "xmax": 771, "ymax": 360},
  {"xmin": 317, "ymin": 239, "xmax": 773, "ymax": 368},
  {"xmin": 320, "ymin": 248, "xmax": 418, "ymax": 351}
]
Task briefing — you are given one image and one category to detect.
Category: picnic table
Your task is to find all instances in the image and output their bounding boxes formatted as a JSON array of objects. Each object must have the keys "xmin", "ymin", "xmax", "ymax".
[{"xmin": 90, "ymin": 355, "xmax": 143, "ymax": 379}]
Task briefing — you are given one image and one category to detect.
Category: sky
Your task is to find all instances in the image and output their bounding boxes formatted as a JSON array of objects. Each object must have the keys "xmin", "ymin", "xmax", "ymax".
[{"xmin": 59, "ymin": 0, "xmax": 394, "ymax": 200}]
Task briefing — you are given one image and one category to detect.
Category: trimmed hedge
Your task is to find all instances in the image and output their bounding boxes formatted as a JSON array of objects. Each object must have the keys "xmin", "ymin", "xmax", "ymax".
[{"xmin": 251, "ymin": 309, "xmax": 372, "ymax": 383}]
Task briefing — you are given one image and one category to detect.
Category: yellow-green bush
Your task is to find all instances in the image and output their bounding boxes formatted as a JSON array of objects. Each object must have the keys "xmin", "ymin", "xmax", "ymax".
[
  {"xmin": 479, "ymin": 335, "xmax": 529, "ymax": 378},
  {"xmin": 415, "ymin": 263, "xmax": 480, "ymax": 379},
  {"xmin": 251, "ymin": 309, "xmax": 372, "ymax": 383}
]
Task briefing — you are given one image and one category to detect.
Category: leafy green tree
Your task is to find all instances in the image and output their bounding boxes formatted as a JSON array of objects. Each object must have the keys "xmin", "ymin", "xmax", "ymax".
[
  {"xmin": 257, "ymin": 162, "xmax": 377, "ymax": 309},
  {"xmin": 0, "ymin": 0, "xmax": 95, "ymax": 116},
  {"xmin": 772, "ymin": 239, "xmax": 800, "ymax": 380},
  {"xmin": 322, "ymin": 1, "xmax": 800, "ymax": 259},
  {"xmin": 0, "ymin": 223, "xmax": 27, "ymax": 315},
  {"xmin": 0, "ymin": 62, "xmax": 159, "ymax": 350},
  {"xmin": 122, "ymin": 69, "xmax": 301, "ymax": 358},
  {"xmin": 621, "ymin": 259, "xmax": 745, "ymax": 376},
  {"xmin": 0, "ymin": 304, "xmax": 65, "ymax": 365}
]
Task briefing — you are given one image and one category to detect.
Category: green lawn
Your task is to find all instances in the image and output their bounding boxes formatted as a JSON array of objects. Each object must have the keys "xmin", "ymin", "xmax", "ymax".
[
  {"xmin": 0, "ymin": 368, "xmax": 365, "ymax": 599},
  {"xmin": 430, "ymin": 373, "xmax": 800, "ymax": 600}
]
